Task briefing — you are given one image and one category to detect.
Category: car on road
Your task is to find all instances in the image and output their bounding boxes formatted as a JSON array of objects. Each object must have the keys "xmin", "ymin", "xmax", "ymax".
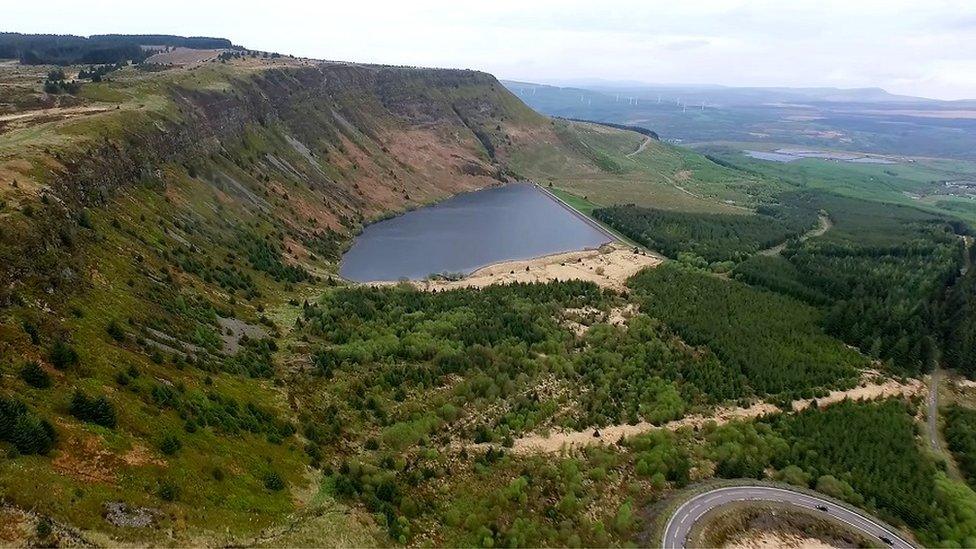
[
  {"xmin": 879, "ymin": 536, "xmax": 894, "ymax": 546},
  {"xmin": 815, "ymin": 505, "xmax": 828, "ymax": 512}
]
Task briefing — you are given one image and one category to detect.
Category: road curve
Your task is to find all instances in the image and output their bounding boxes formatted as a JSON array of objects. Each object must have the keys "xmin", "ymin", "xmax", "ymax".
[
  {"xmin": 662, "ymin": 485, "xmax": 914, "ymax": 549},
  {"xmin": 626, "ymin": 136, "xmax": 652, "ymax": 158}
]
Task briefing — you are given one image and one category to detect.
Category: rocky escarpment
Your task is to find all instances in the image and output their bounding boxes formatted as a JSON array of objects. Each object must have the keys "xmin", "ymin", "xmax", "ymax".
[
  {"xmin": 1, "ymin": 61, "xmax": 542, "ymax": 304},
  {"xmin": 0, "ymin": 57, "xmax": 550, "ymax": 544}
]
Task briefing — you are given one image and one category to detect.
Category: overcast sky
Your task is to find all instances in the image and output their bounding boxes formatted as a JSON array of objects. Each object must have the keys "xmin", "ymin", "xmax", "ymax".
[{"xmin": 6, "ymin": 0, "xmax": 976, "ymax": 100}]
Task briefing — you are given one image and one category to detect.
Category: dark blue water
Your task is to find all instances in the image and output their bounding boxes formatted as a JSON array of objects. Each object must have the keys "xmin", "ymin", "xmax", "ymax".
[{"xmin": 339, "ymin": 184, "xmax": 612, "ymax": 281}]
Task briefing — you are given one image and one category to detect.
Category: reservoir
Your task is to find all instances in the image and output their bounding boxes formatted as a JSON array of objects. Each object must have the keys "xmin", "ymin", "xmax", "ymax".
[{"xmin": 339, "ymin": 184, "xmax": 613, "ymax": 281}]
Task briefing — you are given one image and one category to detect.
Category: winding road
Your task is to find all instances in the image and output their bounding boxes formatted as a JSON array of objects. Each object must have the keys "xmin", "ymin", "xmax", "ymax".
[
  {"xmin": 626, "ymin": 135, "xmax": 652, "ymax": 158},
  {"xmin": 662, "ymin": 485, "xmax": 914, "ymax": 549},
  {"xmin": 759, "ymin": 213, "xmax": 833, "ymax": 256}
]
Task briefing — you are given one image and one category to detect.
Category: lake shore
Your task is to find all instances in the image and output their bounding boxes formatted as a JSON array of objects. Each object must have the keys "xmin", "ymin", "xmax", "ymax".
[{"xmin": 370, "ymin": 243, "xmax": 662, "ymax": 291}]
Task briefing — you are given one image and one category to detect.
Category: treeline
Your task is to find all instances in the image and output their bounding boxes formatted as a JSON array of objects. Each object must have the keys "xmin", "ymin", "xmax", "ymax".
[
  {"xmin": 628, "ymin": 264, "xmax": 864, "ymax": 398},
  {"xmin": 945, "ymin": 404, "xmax": 976, "ymax": 489},
  {"xmin": 704, "ymin": 399, "xmax": 976, "ymax": 546},
  {"xmin": 770, "ymin": 400, "xmax": 940, "ymax": 534},
  {"xmin": 89, "ymin": 35, "xmax": 233, "ymax": 49},
  {"xmin": 767, "ymin": 400, "xmax": 976, "ymax": 546},
  {"xmin": 940, "ymin": 245, "xmax": 976, "ymax": 376},
  {"xmin": 0, "ymin": 397, "xmax": 56, "ymax": 455},
  {"xmin": 560, "ymin": 118, "xmax": 660, "ymax": 140},
  {"xmin": 734, "ymin": 193, "xmax": 964, "ymax": 374},
  {"xmin": 0, "ymin": 33, "xmax": 234, "ymax": 65},
  {"xmin": 594, "ymin": 194, "xmax": 819, "ymax": 263}
]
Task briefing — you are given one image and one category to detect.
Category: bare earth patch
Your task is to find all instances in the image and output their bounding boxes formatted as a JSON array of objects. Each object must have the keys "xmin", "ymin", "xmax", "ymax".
[
  {"xmin": 404, "ymin": 244, "xmax": 661, "ymax": 291},
  {"xmin": 0, "ymin": 105, "xmax": 112, "ymax": 134},
  {"xmin": 562, "ymin": 304, "xmax": 637, "ymax": 336},
  {"xmin": 500, "ymin": 374, "xmax": 923, "ymax": 455},
  {"xmin": 51, "ymin": 432, "xmax": 121, "ymax": 484},
  {"xmin": 727, "ymin": 531, "xmax": 834, "ymax": 549},
  {"xmin": 790, "ymin": 375, "xmax": 924, "ymax": 412},
  {"xmin": 695, "ymin": 502, "xmax": 872, "ymax": 549},
  {"xmin": 506, "ymin": 401, "xmax": 779, "ymax": 455}
]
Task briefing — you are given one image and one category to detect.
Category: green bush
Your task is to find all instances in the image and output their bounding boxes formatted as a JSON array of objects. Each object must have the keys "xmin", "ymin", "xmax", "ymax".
[
  {"xmin": 49, "ymin": 340, "xmax": 78, "ymax": 370},
  {"xmin": 20, "ymin": 362, "xmax": 51, "ymax": 389},
  {"xmin": 157, "ymin": 480, "xmax": 179, "ymax": 501},
  {"xmin": 69, "ymin": 390, "xmax": 117, "ymax": 428},
  {"xmin": 159, "ymin": 433, "xmax": 182, "ymax": 456},
  {"xmin": 35, "ymin": 518, "xmax": 52, "ymax": 539},
  {"xmin": 263, "ymin": 471, "xmax": 285, "ymax": 491},
  {"xmin": 106, "ymin": 320, "xmax": 125, "ymax": 342},
  {"xmin": 0, "ymin": 397, "xmax": 57, "ymax": 455}
]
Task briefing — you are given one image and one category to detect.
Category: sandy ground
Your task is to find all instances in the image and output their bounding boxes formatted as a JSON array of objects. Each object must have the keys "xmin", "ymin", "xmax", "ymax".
[
  {"xmin": 498, "ymin": 374, "xmax": 923, "ymax": 455},
  {"xmin": 505, "ymin": 401, "xmax": 780, "ymax": 454},
  {"xmin": 953, "ymin": 378, "xmax": 976, "ymax": 389},
  {"xmin": 562, "ymin": 304, "xmax": 637, "ymax": 336},
  {"xmin": 727, "ymin": 531, "xmax": 834, "ymax": 549},
  {"xmin": 790, "ymin": 376, "xmax": 924, "ymax": 411},
  {"xmin": 404, "ymin": 244, "xmax": 661, "ymax": 291}
]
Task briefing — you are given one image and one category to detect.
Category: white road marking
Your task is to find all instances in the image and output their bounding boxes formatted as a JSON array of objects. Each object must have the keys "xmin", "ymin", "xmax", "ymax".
[{"xmin": 661, "ymin": 485, "xmax": 915, "ymax": 549}]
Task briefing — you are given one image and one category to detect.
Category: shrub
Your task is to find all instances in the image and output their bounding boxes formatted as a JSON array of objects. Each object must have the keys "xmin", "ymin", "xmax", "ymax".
[
  {"xmin": 106, "ymin": 320, "xmax": 125, "ymax": 342},
  {"xmin": 157, "ymin": 480, "xmax": 179, "ymax": 501},
  {"xmin": 35, "ymin": 518, "xmax": 52, "ymax": 539},
  {"xmin": 159, "ymin": 434, "xmax": 182, "ymax": 456},
  {"xmin": 22, "ymin": 321, "xmax": 40, "ymax": 345},
  {"xmin": 69, "ymin": 391, "xmax": 117, "ymax": 428},
  {"xmin": 263, "ymin": 471, "xmax": 285, "ymax": 491},
  {"xmin": 0, "ymin": 397, "xmax": 57, "ymax": 455},
  {"xmin": 20, "ymin": 362, "xmax": 51, "ymax": 389},
  {"xmin": 49, "ymin": 340, "xmax": 79, "ymax": 370},
  {"xmin": 775, "ymin": 465, "xmax": 811, "ymax": 487}
]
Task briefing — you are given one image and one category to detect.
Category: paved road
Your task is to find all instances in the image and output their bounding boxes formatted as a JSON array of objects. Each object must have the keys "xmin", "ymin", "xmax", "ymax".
[{"xmin": 662, "ymin": 485, "xmax": 914, "ymax": 549}]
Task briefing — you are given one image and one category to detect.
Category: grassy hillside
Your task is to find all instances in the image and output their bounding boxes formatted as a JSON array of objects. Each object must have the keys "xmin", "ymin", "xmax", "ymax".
[
  {"xmin": 698, "ymin": 144, "xmax": 976, "ymax": 224},
  {"xmin": 0, "ymin": 55, "xmax": 552, "ymax": 544},
  {"xmin": 5, "ymin": 40, "xmax": 976, "ymax": 549},
  {"xmin": 509, "ymin": 119, "xmax": 784, "ymax": 214}
]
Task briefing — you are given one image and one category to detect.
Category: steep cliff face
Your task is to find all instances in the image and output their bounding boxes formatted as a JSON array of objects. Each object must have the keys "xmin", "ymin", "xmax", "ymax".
[
  {"xmin": 1, "ymin": 61, "xmax": 546, "ymax": 302},
  {"xmin": 0, "ymin": 58, "xmax": 551, "ymax": 543}
]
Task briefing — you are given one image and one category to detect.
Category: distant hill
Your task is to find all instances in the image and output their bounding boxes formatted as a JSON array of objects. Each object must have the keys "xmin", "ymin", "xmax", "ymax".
[
  {"xmin": 503, "ymin": 80, "xmax": 940, "ymax": 106},
  {"xmin": 503, "ymin": 79, "xmax": 976, "ymax": 160}
]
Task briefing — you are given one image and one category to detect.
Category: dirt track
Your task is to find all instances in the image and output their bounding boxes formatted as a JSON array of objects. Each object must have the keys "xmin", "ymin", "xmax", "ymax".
[{"xmin": 497, "ymin": 375, "xmax": 923, "ymax": 455}]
